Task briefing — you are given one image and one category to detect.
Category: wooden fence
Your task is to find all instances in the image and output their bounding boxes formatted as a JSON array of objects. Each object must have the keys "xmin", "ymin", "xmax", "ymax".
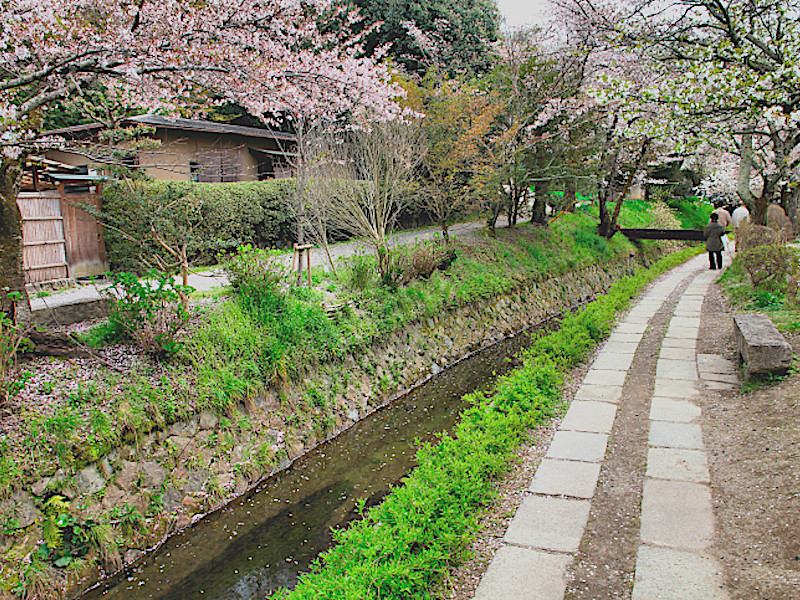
[{"xmin": 17, "ymin": 188, "xmax": 108, "ymax": 286}]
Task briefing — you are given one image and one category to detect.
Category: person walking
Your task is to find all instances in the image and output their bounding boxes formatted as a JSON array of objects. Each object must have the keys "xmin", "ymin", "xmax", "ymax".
[
  {"xmin": 711, "ymin": 201, "xmax": 732, "ymax": 227},
  {"xmin": 731, "ymin": 200, "xmax": 750, "ymax": 229},
  {"xmin": 704, "ymin": 212, "xmax": 725, "ymax": 270}
]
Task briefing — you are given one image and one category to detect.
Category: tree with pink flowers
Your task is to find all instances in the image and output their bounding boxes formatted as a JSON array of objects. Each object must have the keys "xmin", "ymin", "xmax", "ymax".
[{"xmin": 0, "ymin": 0, "xmax": 403, "ymax": 315}]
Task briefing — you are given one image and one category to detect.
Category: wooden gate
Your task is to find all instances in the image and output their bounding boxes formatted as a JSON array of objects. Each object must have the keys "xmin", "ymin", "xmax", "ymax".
[
  {"xmin": 17, "ymin": 188, "xmax": 108, "ymax": 285},
  {"xmin": 17, "ymin": 191, "xmax": 69, "ymax": 285}
]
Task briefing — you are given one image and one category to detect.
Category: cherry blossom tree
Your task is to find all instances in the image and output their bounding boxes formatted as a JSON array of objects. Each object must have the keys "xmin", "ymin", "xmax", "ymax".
[
  {"xmin": 557, "ymin": 0, "xmax": 800, "ymax": 228},
  {"xmin": 474, "ymin": 27, "xmax": 605, "ymax": 231},
  {"xmin": 1, "ymin": 0, "xmax": 402, "ymax": 315}
]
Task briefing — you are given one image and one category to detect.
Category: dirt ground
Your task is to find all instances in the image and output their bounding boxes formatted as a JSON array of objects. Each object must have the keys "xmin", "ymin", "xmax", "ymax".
[
  {"xmin": 444, "ymin": 276, "xmax": 800, "ymax": 600},
  {"xmin": 699, "ymin": 285, "xmax": 800, "ymax": 600}
]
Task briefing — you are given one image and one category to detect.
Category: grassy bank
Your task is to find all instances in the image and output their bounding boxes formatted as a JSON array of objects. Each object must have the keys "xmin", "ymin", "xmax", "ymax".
[{"xmin": 267, "ymin": 246, "xmax": 701, "ymax": 600}]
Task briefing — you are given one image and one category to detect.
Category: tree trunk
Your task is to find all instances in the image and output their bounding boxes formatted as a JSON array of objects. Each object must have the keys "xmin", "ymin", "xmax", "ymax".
[
  {"xmin": 532, "ymin": 181, "xmax": 548, "ymax": 224},
  {"xmin": 597, "ymin": 187, "xmax": 616, "ymax": 238},
  {"xmin": 565, "ymin": 179, "xmax": 576, "ymax": 212},
  {"xmin": 737, "ymin": 130, "xmax": 754, "ymax": 212},
  {"xmin": 486, "ymin": 198, "xmax": 502, "ymax": 233},
  {"xmin": 440, "ymin": 219, "xmax": 450, "ymax": 244},
  {"xmin": 507, "ymin": 188, "xmax": 518, "ymax": 228},
  {"xmin": 0, "ymin": 159, "xmax": 26, "ymax": 321}
]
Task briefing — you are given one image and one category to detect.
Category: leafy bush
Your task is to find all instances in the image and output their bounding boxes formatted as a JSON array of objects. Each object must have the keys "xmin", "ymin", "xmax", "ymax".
[
  {"xmin": 736, "ymin": 223, "xmax": 782, "ymax": 253},
  {"xmin": 222, "ymin": 244, "xmax": 286, "ymax": 299},
  {"xmin": 383, "ymin": 242, "xmax": 457, "ymax": 286},
  {"xmin": 103, "ymin": 271, "xmax": 193, "ymax": 357},
  {"xmin": 343, "ymin": 254, "xmax": 376, "ymax": 293},
  {"xmin": 101, "ymin": 179, "xmax": 296, "ymax": 272},
  {"xmin": 739, "ymin": 245, "xmax": 799, "ymax": 291}
]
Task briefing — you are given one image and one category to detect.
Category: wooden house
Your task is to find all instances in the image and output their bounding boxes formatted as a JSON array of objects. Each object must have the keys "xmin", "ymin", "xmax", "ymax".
[
  {"xmin": 44, "ymin": 114, "xmax": 297, "ymax": 182},
  {"xmin": 19, "ymin": 115, "xmax": 297, "ymax": 286}
]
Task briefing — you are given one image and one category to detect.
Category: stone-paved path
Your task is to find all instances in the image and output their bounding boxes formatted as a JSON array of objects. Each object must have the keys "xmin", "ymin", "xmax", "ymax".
[{"xmin": 473, "ymin": 253, "xmax": 739, "ymax": 600}]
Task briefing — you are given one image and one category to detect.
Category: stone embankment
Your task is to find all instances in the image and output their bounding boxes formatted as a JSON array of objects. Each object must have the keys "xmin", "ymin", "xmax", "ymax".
[{"xmin": 2, "ymin": 255, "xmax": 646, "ymax": 596}]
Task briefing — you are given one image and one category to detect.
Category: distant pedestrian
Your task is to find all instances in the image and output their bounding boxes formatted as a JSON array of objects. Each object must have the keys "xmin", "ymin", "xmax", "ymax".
[
  {"xmin": 711, "ymin": 202, "xmax": 732, "ymax": 227},
  {"xmin": 704, "ymin": 212, "xmax": 725, "ymax": 270},
  {"xmin": 731, "ymin": 200, "xmax": 750, "ymax": 229}
]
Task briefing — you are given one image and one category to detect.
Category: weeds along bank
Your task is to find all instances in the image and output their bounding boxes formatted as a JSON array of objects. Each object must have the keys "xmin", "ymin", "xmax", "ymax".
[{"xmin": 0, "ymin": 209, "xmax": 680, "ymax": 598}]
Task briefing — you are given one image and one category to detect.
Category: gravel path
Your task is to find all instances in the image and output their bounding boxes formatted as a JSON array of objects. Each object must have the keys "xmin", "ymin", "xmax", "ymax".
[{"xmin": 29, "ymin": 217, "xmax": 505, "ymax": 310}]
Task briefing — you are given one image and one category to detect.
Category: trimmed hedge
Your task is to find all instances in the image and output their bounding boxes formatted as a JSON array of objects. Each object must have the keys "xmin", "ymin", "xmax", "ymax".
[
  {"xmin": 269, "ymin": 245, "xmax": 702, "ymax": 600},
  {"xmin": 100, "ymin": 179, "xmax": 296, "ymax": 272}
]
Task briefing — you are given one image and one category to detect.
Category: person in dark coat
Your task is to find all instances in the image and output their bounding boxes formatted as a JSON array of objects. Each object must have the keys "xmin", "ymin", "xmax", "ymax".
[{"xmin": 704, "ymin": 212, "xmax": 725, "ymax": 270}]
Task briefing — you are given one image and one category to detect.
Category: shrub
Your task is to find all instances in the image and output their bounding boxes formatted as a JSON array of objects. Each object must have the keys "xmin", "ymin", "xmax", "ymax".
[
  {"xmin": 384, "ymin": 242, "xmax": 457, "ymax": 286},
  {"xmin": 343, "ymin": 254, "xmax": 376, "ymax": 293},
  {"xmin": 739, "ymin": 245, "xmax": 799, "ymax": 292},
  {"xmin": 767, "ymin": 204, "xmax": 794, "ymax": 243},
  {"xmin": 101, "ymin": 179, "xmax": 296, "ymax": 272},
  {"xmin": 222, "ymin": 244, "xmax": 286, "ymax": 300},
  {"xmin": 103, "ymin": 271, "xmax": 193, "ymax": 357},
  {"xmin": 736, "ymin": 223, "xmax": 782, "ymax": 253}
]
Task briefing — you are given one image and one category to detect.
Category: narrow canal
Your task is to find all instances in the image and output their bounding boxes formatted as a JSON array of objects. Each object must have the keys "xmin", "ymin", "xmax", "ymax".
[{"xmin": 81, "ymin": 320, "xmax": 554, "ymax": 600}]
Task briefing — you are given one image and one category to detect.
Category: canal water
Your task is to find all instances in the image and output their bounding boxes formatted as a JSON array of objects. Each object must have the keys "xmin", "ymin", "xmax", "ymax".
[{"xmin": 81, "ymin": 323, "xmax": 551, "ymax": 600}]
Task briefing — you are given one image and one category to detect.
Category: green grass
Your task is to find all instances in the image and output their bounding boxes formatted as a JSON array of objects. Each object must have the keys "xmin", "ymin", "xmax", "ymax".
[
  {"xmin": 667, "ymin": 197, "xmax": 714, "ymax": 230},
  {"xmin": 267, "ymin": 246, "xmax": 701, "ymax": 600}
]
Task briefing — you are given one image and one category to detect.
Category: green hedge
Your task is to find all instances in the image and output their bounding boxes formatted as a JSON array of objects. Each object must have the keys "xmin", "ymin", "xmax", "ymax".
[
  {"xmin": 269, "ymin": 245, "xmax": 701, "ymax": 600},
  {"xmin": 100, "ymin": 179, "xmax": 296, "ymax": 272}
]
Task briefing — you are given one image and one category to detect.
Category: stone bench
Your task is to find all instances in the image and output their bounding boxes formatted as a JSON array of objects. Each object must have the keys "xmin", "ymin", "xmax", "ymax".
[{"xmin": 733, "ymin": 314, "xmax": 793, "ymax": 380}]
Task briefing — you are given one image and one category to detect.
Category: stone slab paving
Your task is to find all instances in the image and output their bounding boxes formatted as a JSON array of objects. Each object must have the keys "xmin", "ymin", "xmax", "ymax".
[
  {"xmin": 646, "ymin": 448, "xmax": 710, "ymax": 483},
  {"xmin": 633, "ymin": 267, "xmax": 731, "ymax": 600},
  {"xmin": 601, "ymin": 341, "xmax": 640, "ymax": 354},
  {"xmin": 591, "ymin": 351, "xmax": 635, "ymax": 371},
  {"xmin": 655, "ymin": 359, "xmax": 699, "ymax": 380},
  {"xmin": 664, "ymin": 324, "xmax": 700, "ymax": 339},
  {"xmin": 616, "ymin": 322, "xmax": 649, "ymax": 335},
  {"xmin": 652, "ymin": 378, "xmax": 700, "ymax": 399},
  {"xmin": 632, "ymin": 546, "xmax": 729, "ymax": 600},
  {"xmin": 529, "ymin": 459, "xmax": 602, "ymax": 499},
  {"xmin": 560, "ymin": 401, "xmax": 618, "ymax": 434},
  {"xmin": 657, "ymin": 346, "xmax": 694, "ymax": 361},
  {"xmin": 640, "ymin": 480, "xmax": 715, "ymax": 549},
  {"xmin": 648, "ymin": 420, "xmax": 704, "ymax": 449},
  {"xmin": 660, "ymin": 337, "xmax": 696, "ymax": 349},
  {"xmin": 573, "ymin": 384, "xmax": 623, "ymax": 404},
  {"xmin": 582, "ymin": 369, "xmax": 628, "ymax": 387},
  {"xmin": 607, "ymin": 332, "xmax": 645, "ymax": 344},
  {"xmin": 504, "ymin": 496, "xmax": 591, "ymax": 552},
  {"xmin": 474, "ymin": 257, "xmax": 732, "ymax": 600},
  {"xmin": 649, "ymin": 397, "xmax": 701, "ymax": 422},
  {"xmin": 546, "ymin": 431, "xmax": 609, "ymax": 462},
  {"xmin": 474, "ymin": 547, "xmax": 572, "ymax": 600}
]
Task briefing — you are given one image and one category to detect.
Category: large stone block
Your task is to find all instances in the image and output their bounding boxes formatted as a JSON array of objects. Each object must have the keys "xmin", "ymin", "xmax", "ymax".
[{"xmin": 733, "ymin": 314, "xmax": 792, "ymax": 380}]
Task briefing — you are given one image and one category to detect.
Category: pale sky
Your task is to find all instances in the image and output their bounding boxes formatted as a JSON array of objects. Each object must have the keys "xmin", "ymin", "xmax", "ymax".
[{"xmin": 495, "ymin": 0, "xmax": 550, "ymax": 29}]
